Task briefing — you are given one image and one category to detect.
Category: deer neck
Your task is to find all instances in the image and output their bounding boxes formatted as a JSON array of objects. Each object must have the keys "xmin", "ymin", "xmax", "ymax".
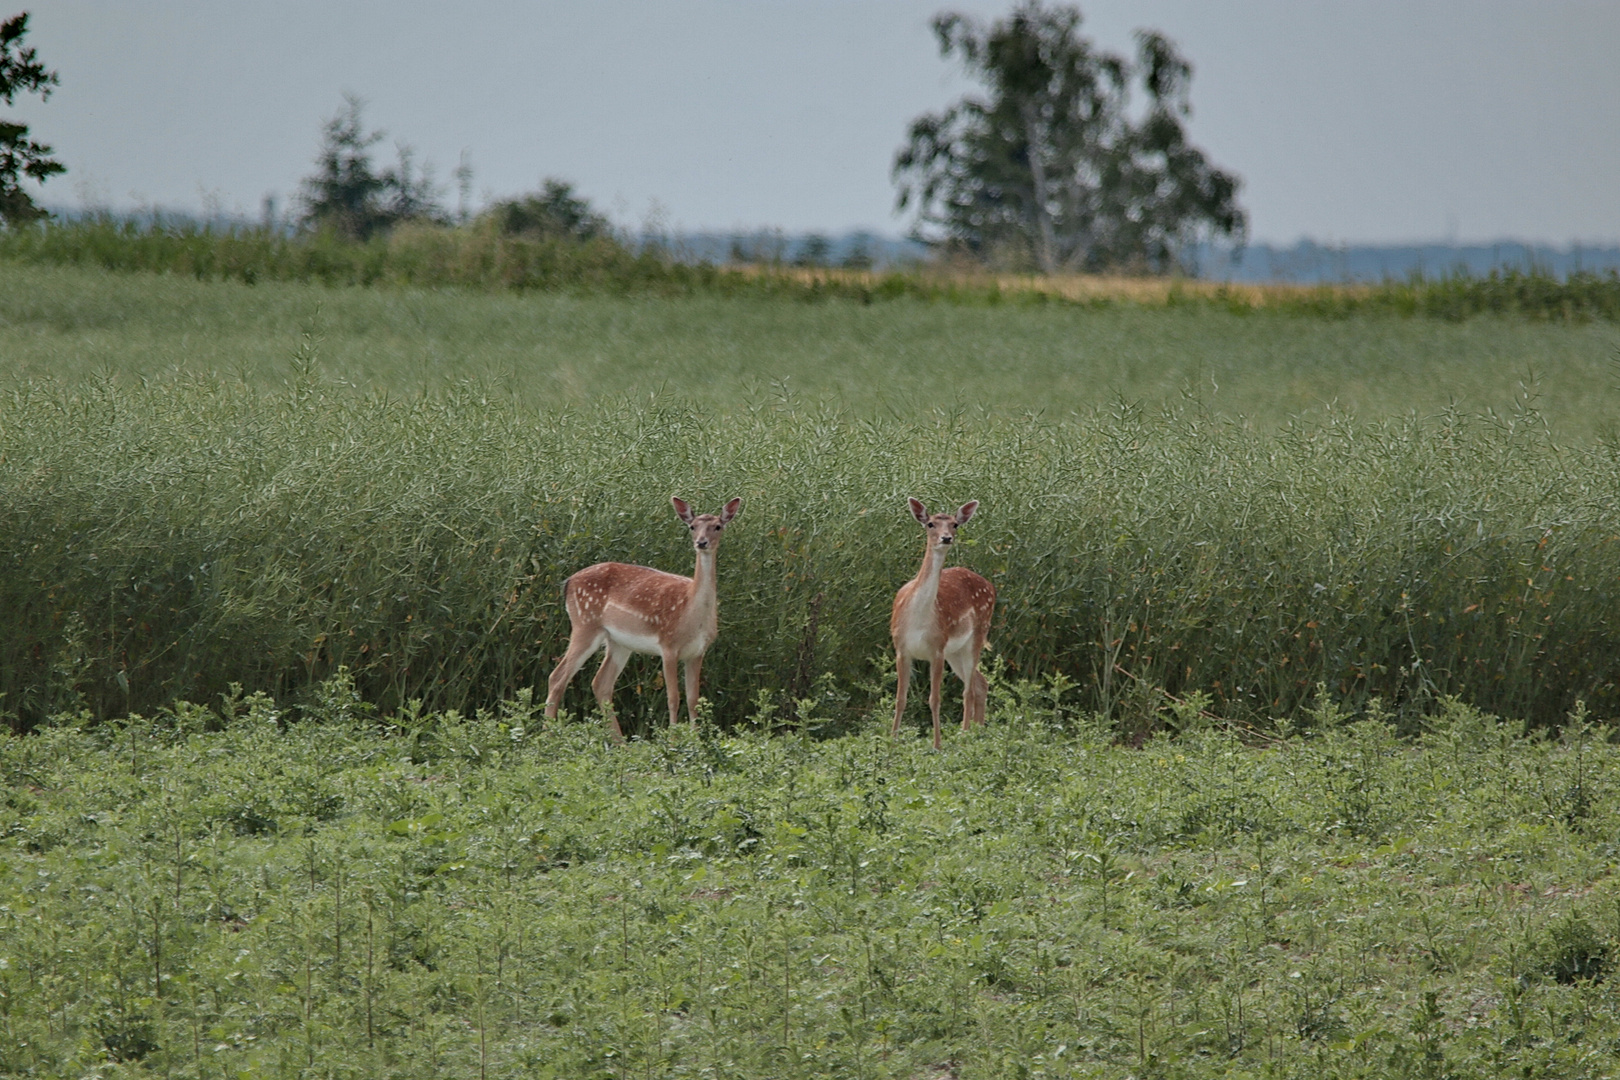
[
  {"xmin": 911, "ymin": 540, "xmax": 949, "ymax": 611},
  {"xmin": 687, "ymin": 547, "xmax": 719, "ymax": 618}
]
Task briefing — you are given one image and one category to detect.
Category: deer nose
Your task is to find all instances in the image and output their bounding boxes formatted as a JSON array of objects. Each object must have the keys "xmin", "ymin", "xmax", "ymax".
[
  {"xmin": 697, "ymin": 538, "xmax": 710, "ymax": 549},
  {"xmin": 940, "ymin": 535, "xmax": 952, "ymax": 544}
]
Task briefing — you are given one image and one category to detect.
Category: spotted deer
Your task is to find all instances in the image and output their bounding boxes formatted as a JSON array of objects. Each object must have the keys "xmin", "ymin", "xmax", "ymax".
[
  {"xmin": 890, "ymin": 498, "xmax": 996, "ymax": 749},
  {"xmin": 543, "ymin": 497, "xmax": 742, "ymax": 740}
]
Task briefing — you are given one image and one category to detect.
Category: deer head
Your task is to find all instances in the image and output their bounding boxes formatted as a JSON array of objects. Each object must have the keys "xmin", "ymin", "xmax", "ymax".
[
  {"xmin": 908, "ymin": 497, "xmax": 978, "ymax": 548},
  {"xmin": 672, "ymin": 496, "xmax": 743, "ymax": 552}
]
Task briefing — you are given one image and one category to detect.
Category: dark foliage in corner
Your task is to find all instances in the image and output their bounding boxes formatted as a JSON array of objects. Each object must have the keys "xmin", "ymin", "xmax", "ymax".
[{"xmin": 0, "ymin": 12, "xmax": 64, "ymax": 226}]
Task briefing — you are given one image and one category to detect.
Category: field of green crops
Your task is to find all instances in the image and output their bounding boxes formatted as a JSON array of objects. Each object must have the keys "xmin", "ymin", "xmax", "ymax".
[
  {"xmin": 7, "ymin": 687, "xmax": 1620, "ymax": 1078},
  {"xmin": 3, "ymin": 262, "xmax": 1617, "ymax": 427},
  {"xmin": 3, "ymin": 262, "xmax": 1620, "ymax": 1076}
]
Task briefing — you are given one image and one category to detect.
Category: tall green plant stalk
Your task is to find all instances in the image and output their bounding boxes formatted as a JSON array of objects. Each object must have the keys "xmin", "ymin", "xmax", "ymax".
[{"xmin": 0, "ymin": 377, "xmax": 1616, "ymax": 732}]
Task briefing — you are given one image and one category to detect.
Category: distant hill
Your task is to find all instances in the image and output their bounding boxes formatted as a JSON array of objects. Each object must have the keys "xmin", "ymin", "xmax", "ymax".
[
  {"xmin": 658, "ymin": 229, "xmax": 926, "ymax": 270},
  {"xmin": 668, "ymin": 231, "xmax": 1620, "ymax": 282},
  {"xmin": 1199, "ymin": 240, "xmax": 1620, "ymax": 283}
]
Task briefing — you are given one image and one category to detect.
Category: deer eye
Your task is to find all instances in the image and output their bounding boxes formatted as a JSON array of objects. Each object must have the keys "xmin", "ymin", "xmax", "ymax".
[{"xmin": 926, "ymin": 522, "xmax": 936, "ymax": 528}]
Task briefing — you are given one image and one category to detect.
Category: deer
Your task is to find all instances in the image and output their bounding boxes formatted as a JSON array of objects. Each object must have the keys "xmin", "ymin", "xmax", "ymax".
[
  {"xmin": 890, "ymin": 498, "xmax": 996, "ymax": 749},
  {"xmin": 543, "ymin": 496, "xmax": 742, "ymax": 741}
]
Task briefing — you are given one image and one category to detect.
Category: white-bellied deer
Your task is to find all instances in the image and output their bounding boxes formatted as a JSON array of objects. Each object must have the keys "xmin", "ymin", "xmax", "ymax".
[
  {"xmin": 890, "ymin": 498, "xmax": 995, "ymax": 749},
  {"xmin": 543, "ymin": 496, "xmax": 742, "ymax": 740}
]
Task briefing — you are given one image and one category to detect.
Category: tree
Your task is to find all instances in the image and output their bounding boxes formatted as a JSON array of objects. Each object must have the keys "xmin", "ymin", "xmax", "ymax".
[
  {"xmin": 485, "ymin": 179, "xmax": 609, "ymax": 241},
  {"xmin": 299, "ymin": 95, "xmax": 443, "ymax": 240},
  {"xmin": 0, "ymin": 12, "xmax": 64, "ymax": 227},
  {"xmin": 793, "ymin": 233, "xmax": 832, "ymax": 267},
  {"xmin": 894, "ymin": 1, "xmax": 1244, "ymax": 274}
]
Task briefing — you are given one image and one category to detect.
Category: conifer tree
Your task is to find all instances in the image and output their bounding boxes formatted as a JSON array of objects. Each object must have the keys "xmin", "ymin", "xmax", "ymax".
[{"xmin": 0, "ymin": 12, "xmax": 65, "ymax": 226}]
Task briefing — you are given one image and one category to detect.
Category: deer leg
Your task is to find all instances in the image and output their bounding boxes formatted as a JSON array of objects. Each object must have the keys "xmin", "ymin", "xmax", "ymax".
[
  {"xmin": 970, "ymin": 631, "xmax": 992, "ymax": 726},
  {"xmin": 891, "ymin": 652, "xmax": 911, "ymax": 738},
  {"xmin": 929, "ymin": 654, "xmax": 945, "ymax": 750},
  {"xmin": 589, "ymin": 642, "xmax": 631, "ymax": 742},
  {"xmin": 662, "ymin": 652, "xmax": 682, "ymax": 729},
  {"xmin": 545, "ymin": 629, "xmax": 606, "ymax": 721},
  {"xmin": 683, "ymin": 654, "xmax": 703, "ymax": 727},
  {"xmin": 945, "ymin": 648, "xmax": 972, "ymax": 730},
  {"xmin": 968, "ymin": 669, "xmax": 988, "ymax": 727},
  {"xmin": 946, "ymin": 644, "xmax": 987, "ymax": 729}
]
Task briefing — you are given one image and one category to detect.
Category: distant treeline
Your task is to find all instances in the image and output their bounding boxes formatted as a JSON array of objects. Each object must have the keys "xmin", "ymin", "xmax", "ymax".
[
  {"xmin": 0, "ymin": 215, "xmax": 947, "ymax": 302},
  {"xmin": 1, "ymin": 214, "xmax": 1617, "ymax": 322}
]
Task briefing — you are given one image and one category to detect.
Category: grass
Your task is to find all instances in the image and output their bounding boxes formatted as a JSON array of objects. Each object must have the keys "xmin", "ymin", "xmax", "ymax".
[
  {"xmin": 6, "ymin": 685, "xmax": 1620, "ymax": 1078},
  {"xmin": 2, "ymin": 263, "xmax": 1618, "ymax": 431}
]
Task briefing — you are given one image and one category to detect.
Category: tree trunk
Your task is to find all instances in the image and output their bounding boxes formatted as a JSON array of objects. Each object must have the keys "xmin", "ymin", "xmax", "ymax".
[{"xmin": 1021, "ymin": 102, "xmax": 1059, "ymax": 275}]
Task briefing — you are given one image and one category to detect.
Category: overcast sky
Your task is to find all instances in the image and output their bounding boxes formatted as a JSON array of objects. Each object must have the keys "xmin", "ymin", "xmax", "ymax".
[{"xmin": 8, "ymin": 0, "xmax": 1618, "ymax": 244}]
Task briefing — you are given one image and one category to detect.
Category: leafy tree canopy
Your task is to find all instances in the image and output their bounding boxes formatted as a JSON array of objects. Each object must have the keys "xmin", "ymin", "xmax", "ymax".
[
  {"xmin": 0, "ymin": 11, "xmax": 64, "ymax": 227},
  {"xmin": 894, "ymin": 1, "xmax": 1245, "ymax": 274},
  {"xmin": 299, "ymin": 95, "xmax": 444, "ymax": 240},
  {"xmin": 484, "ymin": 178, "xmax": 610, "ymax": 242}
]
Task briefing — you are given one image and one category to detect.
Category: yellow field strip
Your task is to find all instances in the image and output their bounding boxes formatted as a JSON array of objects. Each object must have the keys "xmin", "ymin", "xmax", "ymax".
[{"xmin": 742, "ymin": 264, "xmax": 1371, "ymax": 304}]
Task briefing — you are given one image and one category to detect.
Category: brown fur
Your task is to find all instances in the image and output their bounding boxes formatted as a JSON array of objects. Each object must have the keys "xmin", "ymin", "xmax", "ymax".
[
  {"xmin": 543, "ymin": 497, "xmax": 740, "ymax": 741},
  {"xmin": 890, "ymin": 499, "xmax": 995, "ymax": 749}
]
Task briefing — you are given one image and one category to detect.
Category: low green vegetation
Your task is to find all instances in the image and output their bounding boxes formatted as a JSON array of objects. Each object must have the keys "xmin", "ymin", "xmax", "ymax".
[
  {"xmin": 1294, "ymin": 267, "xmax": 1620, "ymax": 325},
  {"xmin": 6, "ymin": 684, "xmax": 1620, "ymax": 1078},
  {"xmin": 0, "ymin": 216, "xmax": 715, "ymax": 294}
]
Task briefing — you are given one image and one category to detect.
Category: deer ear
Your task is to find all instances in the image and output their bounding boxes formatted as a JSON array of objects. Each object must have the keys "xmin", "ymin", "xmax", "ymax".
[
  {"xmin": 955, "ymin": 500, "xmax": 979, "ymax": 525},
  {"xmin": 671, "ymin": 496, "xmax": 694, "ymax": 524},
  {"xmin": 720, "ymin": 497, "xmax": 742, "ymax": 524},
  {"xmin": 908, "ymin": 497, "xmax": 930, "ymax": 524}
]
